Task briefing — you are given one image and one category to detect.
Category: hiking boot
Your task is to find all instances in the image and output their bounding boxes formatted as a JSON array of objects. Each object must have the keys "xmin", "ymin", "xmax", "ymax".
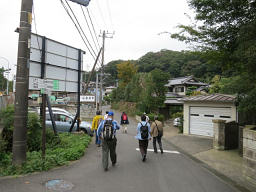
[
  {"xmin": 104, "ymin": 167, "xmax": 108, "ymax": 171},
  {"xmin": 142, "ymin": 154, "xmax": 146, "ymax": 162},
  {"xmin": 161, "ymin": 149, "xmax": 164, "ymax": 154}
]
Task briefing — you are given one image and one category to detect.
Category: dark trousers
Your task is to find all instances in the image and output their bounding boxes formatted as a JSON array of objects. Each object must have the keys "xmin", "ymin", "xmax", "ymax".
[
  {"xmin": 139, "ymin": 139, "xmax": 149, "ymax": 157},
  {"xmin": 102, "ymin": 137, "xmax": 117, "ymax": 169},
  {"xmin": 153, "ymin": 136, "xmax": 163, "ymax": 152},
  {"xmin": 95, "ymin": 130, "xmax": 101, "ymax": 145}
]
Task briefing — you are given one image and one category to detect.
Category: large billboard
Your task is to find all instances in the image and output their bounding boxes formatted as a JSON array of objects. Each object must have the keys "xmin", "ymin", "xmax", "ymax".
[{"xmin": 29, "ymin": 34, "xmax": 83, "ymax": 93}]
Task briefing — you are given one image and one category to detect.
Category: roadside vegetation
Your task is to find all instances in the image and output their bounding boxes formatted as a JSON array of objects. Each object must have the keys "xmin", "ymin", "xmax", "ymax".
[{"xmin": 0, "ymin": 105, "xmax": 91, "ymax": 176}]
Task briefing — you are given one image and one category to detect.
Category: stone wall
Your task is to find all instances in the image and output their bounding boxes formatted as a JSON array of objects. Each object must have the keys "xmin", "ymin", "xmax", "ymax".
[{"xmin": 243, "ymin": 125, "xmax": 256, "ymax": 188}]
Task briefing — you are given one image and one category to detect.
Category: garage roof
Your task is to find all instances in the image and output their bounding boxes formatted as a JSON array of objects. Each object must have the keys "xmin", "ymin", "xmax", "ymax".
[{"xmin": 179, "ymin": 94, "xmax": 236, "ymax": 103}]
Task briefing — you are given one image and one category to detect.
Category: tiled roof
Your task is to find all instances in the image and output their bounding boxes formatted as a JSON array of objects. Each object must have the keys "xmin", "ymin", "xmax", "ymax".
[
  {"xmin": 165, "ymin": 76, "xmax": 208, "ymax": 87},
  {"xmin": 179, "ymin": 94, "xmax": 236, "ymax": 103}
]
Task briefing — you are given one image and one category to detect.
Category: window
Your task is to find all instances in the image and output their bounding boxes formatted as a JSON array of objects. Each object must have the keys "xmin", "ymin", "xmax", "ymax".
[
  {"xmin": 204, "ymin": 115, "xmax": 214, "ymax": 117},
  {"xmin": 46, "ymin": 114, "xmax": 51, "ymax": 121},
  {"xmin": 220, "ymin": 115, "xmax": 231, "ymax": 118},
  {"xmin": 175, "ymin": 87, "xmax": 184, "ymax": 93},
  {"xmin": 190, "ymin": 114, "xmax": 199, "ymax": 116}
]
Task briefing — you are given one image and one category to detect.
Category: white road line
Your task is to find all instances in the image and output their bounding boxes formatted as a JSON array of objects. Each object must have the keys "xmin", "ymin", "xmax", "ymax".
[{"xmin": 136, "ymin": 148, "xmax": 180, "ymax": 154}]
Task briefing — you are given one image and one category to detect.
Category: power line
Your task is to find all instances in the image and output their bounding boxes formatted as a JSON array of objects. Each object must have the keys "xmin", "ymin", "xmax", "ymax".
[
  {"xmin": 106, "ymin": 0, "xmax": 114, "ymax": 30},
  {"xmin": 86, "ymin": 8, "xmax": 101, "ymax": 49},
  {"xmin": 80, "ymin": 5, "xmax": 100, "ymax": 52},
  {"xmin": 60, "ymin": 0, "xmax": 96, "ymax": 60},
  {"xmin": 95, "ymin": 0, "xmax": 107, "ymax": 29},
  {"xmin": 64, "ymin": 0, "xmax": 99, "ymax": 58}
]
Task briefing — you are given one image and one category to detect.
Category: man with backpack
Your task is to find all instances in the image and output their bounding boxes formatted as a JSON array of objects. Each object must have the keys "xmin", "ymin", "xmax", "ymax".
[
  {"xmin": 120, "ymin": 112, "xmax": 129, "ymax": 133},
  {"xmin": 97, "ymin": 111, "xmax": 120, "ymax": 171},
  {"xmin": 91, "ymin": 110, "xmax": 103, "ymax": 147},
  {"xmin": 135, "ymin": 115, "xmax": 151, "ymax": 162},
  {"xmin": 150, "ymin": 116, "xmax": 164, "ymax": 154}
]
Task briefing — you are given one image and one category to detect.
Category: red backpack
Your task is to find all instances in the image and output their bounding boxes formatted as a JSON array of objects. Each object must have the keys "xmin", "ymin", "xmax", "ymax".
[{"xmin": 122, "ymin": 114, "xmax": 127, "ymax": 121}]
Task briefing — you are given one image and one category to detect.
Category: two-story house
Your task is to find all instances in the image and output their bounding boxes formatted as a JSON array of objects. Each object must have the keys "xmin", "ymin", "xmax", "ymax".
[{"xmin": 163, "ymin": 76, "xmax": 208, "ymax": 116}]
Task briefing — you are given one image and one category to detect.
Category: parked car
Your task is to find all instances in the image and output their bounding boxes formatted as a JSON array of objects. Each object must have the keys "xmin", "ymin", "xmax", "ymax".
[
  {"xmin": 45, "ymin": 111, "xmax": 93, "ymax": 136},
  {"xmin": 37, "ymin": 107, "xmax": 74, "ymax": 116},
  {"xmin": 173, "ymin": 117, "xmax": 181, "ymax": 126}
]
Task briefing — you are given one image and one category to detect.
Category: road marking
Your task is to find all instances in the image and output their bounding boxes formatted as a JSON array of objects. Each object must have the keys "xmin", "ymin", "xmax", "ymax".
[{"xmin": 136, "ymin": 148, "xmax": 180, "ymax": 154}]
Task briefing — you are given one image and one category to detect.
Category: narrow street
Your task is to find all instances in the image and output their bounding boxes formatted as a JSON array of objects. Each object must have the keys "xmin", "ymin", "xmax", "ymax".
[{"xmin": 0, "ymin": 109, "xmax": 239, "ymax": 192}]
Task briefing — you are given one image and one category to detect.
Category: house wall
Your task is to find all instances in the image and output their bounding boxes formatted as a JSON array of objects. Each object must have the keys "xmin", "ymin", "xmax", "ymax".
[{"xmin": 183, "ymin": 102, "xmax": 237, "ymax": 135}]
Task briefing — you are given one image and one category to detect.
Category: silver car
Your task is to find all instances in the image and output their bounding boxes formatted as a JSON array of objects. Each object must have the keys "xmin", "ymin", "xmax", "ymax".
[{"xmin": 45, "ymin": 111, "xmax": 93, "ymax": 136}]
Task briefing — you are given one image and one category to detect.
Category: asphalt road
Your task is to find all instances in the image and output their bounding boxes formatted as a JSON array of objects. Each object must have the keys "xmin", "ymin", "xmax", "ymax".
[{"xmin": 0, "ymin": 109, "xmax": 239, "ymax": 192}]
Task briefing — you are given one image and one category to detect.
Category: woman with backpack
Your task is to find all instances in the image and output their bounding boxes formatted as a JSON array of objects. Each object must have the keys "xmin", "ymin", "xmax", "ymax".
[
  {"xmin": 135, "ymin": 115, "xmax": 151, "ymax": 162},
  {"xmin": 150, "ymin": 116, "xmax": 164, "ymax": 154},
  {"xmin": 120, "ymin": 112, "xmax": 129, "ymax": 133}
]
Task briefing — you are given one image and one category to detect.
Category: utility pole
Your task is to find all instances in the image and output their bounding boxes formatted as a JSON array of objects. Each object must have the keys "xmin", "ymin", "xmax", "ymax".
[
  {"xmin": 99, "ymin": 31, "xmax": 105, "ymax": 112},
  {"xmin": 96, "ymin": 73, "xmax": 99, "ymax": 110},
  {"xmin": 12, "ymin": 0, "xmax": 33, "ymax": 165},
  {"xmin": 99, "ymin": 31, "xmax": 114, "ymax": 112}
]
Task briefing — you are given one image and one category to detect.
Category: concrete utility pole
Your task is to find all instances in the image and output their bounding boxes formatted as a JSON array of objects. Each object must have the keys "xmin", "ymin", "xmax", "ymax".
[
  {"xmin": 96, "ymin": 73, "xmax": 99, "ymax": 110},
  {"xmin": 12, "ymin": 0, "xmax": 33, "ymax": 165},
  {"xmin": 99, "ymin": 31, "xmax": 113, "ymax": 112},
  {"xmin": 99, "ymin": 31, "xmax": 105, "ymax": 112}
]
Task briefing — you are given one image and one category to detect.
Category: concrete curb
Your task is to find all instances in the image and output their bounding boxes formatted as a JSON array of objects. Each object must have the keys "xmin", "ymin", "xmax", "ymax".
[{"xmin": 163, "ymin": 137, "xmax": 252, "ymax": 192}]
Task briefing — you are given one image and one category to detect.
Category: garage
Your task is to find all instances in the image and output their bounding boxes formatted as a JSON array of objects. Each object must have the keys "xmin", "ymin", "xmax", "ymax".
[
  {"xmin": 189, "ymin": 107, "xmax": 232, "ymax": 137},
  {"xmin": 182, "ymin": 94, "xmax": 237, "ymax": 137}
]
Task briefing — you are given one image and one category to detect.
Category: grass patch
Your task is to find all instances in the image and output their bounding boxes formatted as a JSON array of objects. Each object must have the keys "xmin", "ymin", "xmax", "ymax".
[{"xmin": 0, "ymin": 133, "xmax": 91, "ymax": 176}]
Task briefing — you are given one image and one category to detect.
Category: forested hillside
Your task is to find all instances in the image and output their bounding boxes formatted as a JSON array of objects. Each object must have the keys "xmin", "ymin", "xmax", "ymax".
[{"xmin": 104, "ymin": 50, "xmax": 222, "ymax": 87}]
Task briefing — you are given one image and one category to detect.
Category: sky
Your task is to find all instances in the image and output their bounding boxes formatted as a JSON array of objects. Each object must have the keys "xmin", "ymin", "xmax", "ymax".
[{"xmin": 0, "ymin": 0, "xmax": 194, "ymax": 80}]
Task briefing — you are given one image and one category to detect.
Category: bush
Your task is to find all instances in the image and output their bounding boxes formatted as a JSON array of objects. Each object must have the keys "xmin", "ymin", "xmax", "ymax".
[
  {"xmin": 0, "ymin": 105, "xmax": 14, "ymax": 152},
  {"xmin": 0, "ymin": 133, "xmax": 91, "ymax": 176},
  {"xmin": 27, "ymin": 113, "xmax": 42, "ymax": 152},
  {"xmin": 0, "ymin": 106, "xmax": 55, "ymax": 153}
]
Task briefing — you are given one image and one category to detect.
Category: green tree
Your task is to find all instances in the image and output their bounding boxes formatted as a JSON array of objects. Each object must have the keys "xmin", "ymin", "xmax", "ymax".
[
  {"xmin": 0, "ymin": 68, "xmax": 7, "ymax": 93},
  {"xmin": 171, "ymin": 0, "xmax": 256, "ymax": 113},
  {"xmin": 117, "ymin": 61, "xmax": 138, "ymax": 88}
]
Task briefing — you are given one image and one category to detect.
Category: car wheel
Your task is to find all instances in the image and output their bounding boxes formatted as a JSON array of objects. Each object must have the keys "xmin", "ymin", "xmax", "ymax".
[{"xmin": 81, "ymin": 128, "xmax": 87, "ymax": 134}]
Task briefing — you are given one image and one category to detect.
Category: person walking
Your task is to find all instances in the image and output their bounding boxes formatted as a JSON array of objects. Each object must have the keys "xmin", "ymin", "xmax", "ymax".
[
  {"xmin": 104, "ymin": 111, "xmax": 109, "ymax": 120},
  {"xmin": 97, "ymin": 111, "xmax": 120, "ymax": 171},
  {"xmin": 135, "ymin": 115, "xmax": 151, "ymax": 162},
  {"xmin": 150, "ymin": 116, "xmax": 164, "ymax": 154},
  {"xmin": 91, "ymin": 110, "xmax": 103, "ymax": 147},
  {"xmin": 143, "ymin": 112, "xmax": 150, "ymax": 123},
  {"xmin": 120, "ymin": 112, "xmax": 129, "ymax": 133}
]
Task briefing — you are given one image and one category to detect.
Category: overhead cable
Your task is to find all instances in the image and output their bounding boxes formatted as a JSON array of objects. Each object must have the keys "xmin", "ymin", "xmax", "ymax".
[
  {"xmin": 64, "ymin": 0, "xmax": 99, "ymax": 58},
  {"xmin": 80, "ymin": 6, "xmax": 100, "ymax": 52},
  {"xmin": 86, "ymin": 8, "xmax": 101, "ymax": 48}
]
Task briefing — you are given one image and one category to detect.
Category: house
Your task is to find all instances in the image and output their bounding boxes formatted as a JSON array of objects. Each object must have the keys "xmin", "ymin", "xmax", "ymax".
[
  {"xmin": 165, "ymin": 76, "xmax": 208, "ymax": 104},
  {"xmin": 180, "ymin": 94, "xmax": 237, "ymax": 137},
  {"xmin": 104, "ymin": 86, "xmax": 116, "ymax": 97},
  {"xmin": 162, "ymin": 76, "xmax": 208, "ymax": 117}
]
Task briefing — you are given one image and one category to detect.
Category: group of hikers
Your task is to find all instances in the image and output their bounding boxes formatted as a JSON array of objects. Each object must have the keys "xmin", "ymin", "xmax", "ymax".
[{"xmin": 91, "ymin": 110, "xmax": 163, "ymax": 171}]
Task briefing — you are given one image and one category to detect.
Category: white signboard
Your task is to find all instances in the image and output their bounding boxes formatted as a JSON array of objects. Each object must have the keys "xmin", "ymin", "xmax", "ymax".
[{"xmin": 29, "ymin": 34, "xmax": 83, "ymax": 93}]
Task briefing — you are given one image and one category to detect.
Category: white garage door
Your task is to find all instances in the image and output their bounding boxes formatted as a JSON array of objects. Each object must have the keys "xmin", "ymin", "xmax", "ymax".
[{"xmin": 189, "ymin": 107, "xmax": 232, "ymax": 137}]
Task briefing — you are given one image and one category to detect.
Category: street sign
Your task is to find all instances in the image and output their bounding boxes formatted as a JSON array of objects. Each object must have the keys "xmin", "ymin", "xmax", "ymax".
[{"xmin": 32, "ymin": 78, "xmax": 59, "ymax": 91}]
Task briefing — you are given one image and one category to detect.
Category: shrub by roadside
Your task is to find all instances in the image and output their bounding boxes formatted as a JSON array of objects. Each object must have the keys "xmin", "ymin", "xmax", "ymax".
[
  {"xmin": 0, "ymin": 105, "xmax": 92, "ymax": 177},
  {"xmin": 0, "ymin": 132, "xmax": 91, "ymax": 176}
]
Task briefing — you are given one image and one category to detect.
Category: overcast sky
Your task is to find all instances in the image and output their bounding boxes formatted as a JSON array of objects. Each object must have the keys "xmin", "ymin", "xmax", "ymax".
[{"xmin": 0, "ymin": 0, "xmax": 193, "ymax": 79}]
